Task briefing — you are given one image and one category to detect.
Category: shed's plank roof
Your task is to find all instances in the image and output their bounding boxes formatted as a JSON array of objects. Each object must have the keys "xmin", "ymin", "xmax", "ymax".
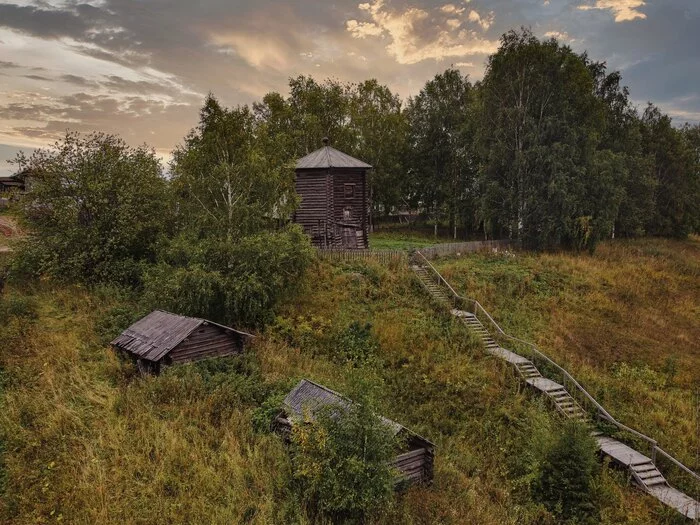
[
  {"xmin": 284, "ymin": 379, "xmax": 432, "ymax": 442},
  {"xmin": 111, "ymin": 310, "xmax": 251, "ymax": 362},
  {"xmin": 296, "ymin": 146, "xmax": 371, "ymax": 170}
]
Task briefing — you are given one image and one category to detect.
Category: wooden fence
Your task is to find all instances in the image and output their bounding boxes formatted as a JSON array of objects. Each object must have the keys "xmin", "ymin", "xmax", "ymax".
[
  {"xmin": 316, "ymin": 248, "xmax": 408, "ymax": 266},
  {"xmin": 418, "ymin": 239, "xmax": 517, "ymax": 259}
]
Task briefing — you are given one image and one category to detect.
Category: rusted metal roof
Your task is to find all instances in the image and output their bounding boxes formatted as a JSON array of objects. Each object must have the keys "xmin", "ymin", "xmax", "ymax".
[
  {"xmin": 296, "ymin": 146, "xmax": 372, "ymax": 170},
  {"xmin": 111, "ymin": 310, "xmax": 252, "ymax": 362},
  {"xmin": 284, "ymin": 379, "xmax": 429, "ymax": 440}
]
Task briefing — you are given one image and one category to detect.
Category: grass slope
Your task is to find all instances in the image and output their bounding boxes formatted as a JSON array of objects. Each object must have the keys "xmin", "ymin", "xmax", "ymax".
[
  {"xmin": 435, "ymin": 238, "xmax": 700, "ymax": 477},
  {"xmin": 0, "ymin": 252, "xmax": 685, "ymax": 523}
]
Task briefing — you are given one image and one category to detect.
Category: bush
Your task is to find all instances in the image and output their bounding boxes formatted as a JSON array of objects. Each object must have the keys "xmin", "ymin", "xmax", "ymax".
[
  {"xmin": 14, "ymin": 132, "xmax": 172, "ymax": 286},
  {"xmin": 142, "ymin": 226, "xmax": 313, "ymax": 329},
  {"xmin": 290, "ymin": 379, "xmax": 397, "ymax": 523},
  {"xmin": 334, "ymin": 321, "xmax": 378, "ymax": 366},
  {"xmin": 534, "ymin": 422, "xmax": 600, "ymax": 522}
]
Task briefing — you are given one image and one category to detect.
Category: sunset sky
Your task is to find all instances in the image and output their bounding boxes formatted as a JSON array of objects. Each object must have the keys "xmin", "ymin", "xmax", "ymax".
[{"xmin": 0, "ymin": 0, "xmax": 698, "ymax": 175}]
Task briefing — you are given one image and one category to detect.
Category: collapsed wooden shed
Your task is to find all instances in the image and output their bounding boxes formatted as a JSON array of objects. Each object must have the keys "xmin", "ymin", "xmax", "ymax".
[
  {"xmin": 294, "ymin": 138, "xmax": 371, "ymax": 249},
  {"xmin": 276, "ymin": 379, "xmax": 434, "ymax": 486},
  {"xmin": 111, "ymin": 310, "xmax": 252, "ymax": 374}
]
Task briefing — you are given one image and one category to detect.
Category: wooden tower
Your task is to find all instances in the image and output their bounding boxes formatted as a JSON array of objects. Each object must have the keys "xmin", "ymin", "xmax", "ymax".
[{"xmin": 294, "ymin": 138, "xmax": 371, "ymax": 249}]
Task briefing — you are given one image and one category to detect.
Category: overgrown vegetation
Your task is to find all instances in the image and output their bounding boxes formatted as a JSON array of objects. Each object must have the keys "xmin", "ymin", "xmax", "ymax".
[
  {"xmin": 0, "ymin": 25, "xmax": 697, "ymax": 525},
  {"xmin": 534, "ymin": 422, "xmax": 600, "ymax": 522},
  {"xmin": 290, "ymin": 376, "xmax": 398, "ymax": 522},
  {"xmin": 0, "ymin": 247, "xmax": 681, "ymax": 523}
]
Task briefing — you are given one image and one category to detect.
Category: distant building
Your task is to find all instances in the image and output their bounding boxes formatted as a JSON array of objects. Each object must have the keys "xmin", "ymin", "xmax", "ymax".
[
  {"xmin": 276, "ymin": 379, "xmax": 435, "ymax": 486},
  {"xmin": 294, "ymin": 138, "xmax": 371, "ymax": 249},
  {"xmin": 0, "ymin": 169, "xmax": 29, "ymax": 194},
  {"xmin": 111, "ymin": 310, "xmax": 252, "ymax": 374}
]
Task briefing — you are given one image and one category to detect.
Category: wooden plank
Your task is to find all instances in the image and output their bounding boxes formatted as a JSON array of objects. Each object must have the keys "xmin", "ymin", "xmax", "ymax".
[
  {"xmin": 525, "ymin": 377, "xmax": 565, "ymax": 393},
  {"xmin": 393, "ymin": 448, "xmax": 426, "ymax": 462},
  {"xmin": 647, "ymin": 486, "xmax": 698, "ymax": 520}
]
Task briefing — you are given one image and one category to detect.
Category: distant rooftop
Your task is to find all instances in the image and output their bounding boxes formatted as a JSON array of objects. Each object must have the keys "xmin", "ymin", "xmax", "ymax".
[{"xmin": 296, "ymin": 139, "xmax": 372, "ymax": 170}]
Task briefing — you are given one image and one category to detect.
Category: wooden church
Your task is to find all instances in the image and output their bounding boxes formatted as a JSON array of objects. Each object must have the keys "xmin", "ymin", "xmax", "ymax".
[{"xmin": 294, "ymin": 139, "xmax": 371, "ymax": 249}]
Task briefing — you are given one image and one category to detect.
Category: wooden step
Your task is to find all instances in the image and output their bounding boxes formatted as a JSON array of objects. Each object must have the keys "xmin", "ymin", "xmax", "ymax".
[
  {"xmin": 643, "ymin": 476, "xmax": 667, "ymax": 487},
  {"xmin": 638, "ymin": 469, "xmax": 663, "ymax": 480}
]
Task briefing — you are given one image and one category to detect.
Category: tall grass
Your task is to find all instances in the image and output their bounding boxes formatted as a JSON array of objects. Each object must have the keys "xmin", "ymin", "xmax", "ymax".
[
  {"xmin": 0, "ymin": 252, "xmax": 676, "ymax": 523},
  {"xmin": 435, "ymin": 237, "xmax": 700, "ymax": 471}
]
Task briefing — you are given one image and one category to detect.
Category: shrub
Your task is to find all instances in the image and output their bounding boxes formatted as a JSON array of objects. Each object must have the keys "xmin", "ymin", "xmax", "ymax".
[
  {"xmin": 334, "ymin": 321, "xmax": 378, "ymax": 366},
  {"xmin": 534, "ymin": 422, "xmax": 600, "ymax": 522},
  {"xmin": 14, "ymin": 132, "xmax": 172, "ymax": 286},
  {"xmin": 142, "ymin": 226, "xmax": 313, "ymax": 329},
  {"xmin": 290, "ymin": 379, "xmax": 397, "ymax": 523}
]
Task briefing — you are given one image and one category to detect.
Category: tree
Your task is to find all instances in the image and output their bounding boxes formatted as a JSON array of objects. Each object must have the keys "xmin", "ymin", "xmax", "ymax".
[
  {"xmin": 348, "ymin": 80, "xmax": 408, "ymax": 222},
  {"xmin": 587, "ymin": 60, "xmax": 656, "ymax": 238},
  {"xmin": 406, "ymin": 68, "xmax": 476, "ymax": 238},
  {"xmin": 171, "ymin": 94, "xmax": 296, "ymax": 241},
  {"xmin": 13, "ymin": 132, "xmax": 170, "ymax": 285},
  {"xmin": 641, "ymin": 105, "xmax": 698, "ymax": 237},
  {"xmin": 290, "ymin": 379, "xmax": 397, "ymax": 522},
  {"xmin": 477, "ymin": 29, "xmax": 626, "ymax": 250},
  {"xmin": 151, "ymin": 95, "xmax": 313, "ymax": 328},
  {"xmin": 535, "ymin": 422, "xmax": 600, "ymax": 522}
]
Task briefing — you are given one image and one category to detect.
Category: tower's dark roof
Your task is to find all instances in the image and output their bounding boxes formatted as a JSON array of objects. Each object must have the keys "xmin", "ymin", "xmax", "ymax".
[
  {"xmin": 296, "ymin": 145, "xmax": 371, "ymax": 170},
  {"xmin": 111, "ymin": 310, "xmax": 252, "ymax": 362}
]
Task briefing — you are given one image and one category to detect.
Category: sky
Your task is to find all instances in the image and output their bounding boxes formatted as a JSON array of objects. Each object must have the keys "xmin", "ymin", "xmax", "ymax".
[{"xmin": 0, "ymin": 0, "xmax": 698, "ymax": 175}]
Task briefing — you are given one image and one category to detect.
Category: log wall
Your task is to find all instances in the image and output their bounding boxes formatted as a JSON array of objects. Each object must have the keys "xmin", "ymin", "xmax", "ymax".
[{"xmin": 168, "ymin": 324, "xmax": 243, "ymax": 364}]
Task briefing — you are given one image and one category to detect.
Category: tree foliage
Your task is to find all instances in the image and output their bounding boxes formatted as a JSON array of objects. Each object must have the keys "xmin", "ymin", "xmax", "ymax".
[
  {"xmin": 14, "ymin": 132, "xmax": 170, "ymax": 285},
  {"xmin": 406, "ymin": 68, "xmax": 475, "ymax": 237},
  {"xmin": 534, "ymin": 422, "xmax": 600, "ymax": 522},
  {"xmin": 290, "ymin": 379, "xmax": 397, "ymax": 523},
  {"xmin": 148, "ymin": 95, "xmax": 313, "ymax": 328}
]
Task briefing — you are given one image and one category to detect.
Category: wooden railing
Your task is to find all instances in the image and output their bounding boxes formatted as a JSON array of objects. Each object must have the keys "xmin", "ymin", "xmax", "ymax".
[{"xmin": 413, "ymin": 250, "xmax": 700, "ymax": 493}]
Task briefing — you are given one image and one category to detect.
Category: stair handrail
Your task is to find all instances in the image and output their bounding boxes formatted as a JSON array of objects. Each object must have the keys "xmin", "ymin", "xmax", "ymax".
[{"xmin": 414, "ymin": 250, "xmax": 700, "ymax": 484}]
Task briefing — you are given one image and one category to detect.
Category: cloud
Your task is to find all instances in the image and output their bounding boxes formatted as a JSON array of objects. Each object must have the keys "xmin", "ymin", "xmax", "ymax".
[
  {"xmin": 345, "ymin": 0, "xmax": 498, "ymax": 65},
  {"xmin": 0, "ymin": 0, "xmax": 697, "ymax": 158},
  {"xmin": 346, "ymin": 19, "xmax": 384, "ymax": 38},
  {"xmin": 22, "ymin": 74, "xmax": 54, "ymax": 81},
  {"xmin": 467, "ymin": 10, "xmax": 494, "ymax": 31},
  {"xmin": 440, "ymin": 4, "xmax": 465, "ymax": 15},
  {"xmin": 578, "ymin": 1, "xmax": 647, "ymax": 22},
  {"xmin": 544, "ymin": 30, "xmax": 571, "ymax": 41}
]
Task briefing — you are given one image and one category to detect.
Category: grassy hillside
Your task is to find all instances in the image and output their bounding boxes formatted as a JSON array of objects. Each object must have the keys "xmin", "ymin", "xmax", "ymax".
[
  {"xmin": 435, "ymin": 237, "xmax": 700, "ymax": 472},
  {"xmin": 0, "ymin": 246, "xmax": 691, "ymax": 523}
]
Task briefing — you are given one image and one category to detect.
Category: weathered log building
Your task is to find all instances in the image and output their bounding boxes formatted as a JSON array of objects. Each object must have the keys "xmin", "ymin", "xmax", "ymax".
[
  {"xmin": 111, "ymin": 310, "xmax": 252, "ymax": 374},
  {"xmin": 294, "ymin": 139, "xmax": 371, "ymax": 249},
  {"xmin": 276, "ymin": 379, "xmax": 434, "ymax": 486}
]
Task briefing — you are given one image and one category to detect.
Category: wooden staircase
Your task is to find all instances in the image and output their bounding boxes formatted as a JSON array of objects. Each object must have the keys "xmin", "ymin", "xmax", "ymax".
[
  {"xmin": 411, "ymin": 260, "xmax": 699, "ymax": 521},
  {"xmin": 411, "ymin": 265, "xmax": 451, "ymax": 305}
]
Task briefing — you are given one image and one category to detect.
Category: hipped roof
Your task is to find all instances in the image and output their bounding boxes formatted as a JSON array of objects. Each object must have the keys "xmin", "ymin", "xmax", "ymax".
[
  {"xmin": 111, "ymin": 310, "xmax": 252, "ymax": 362},
  {"xmin": 296, "ymin": 145, "xmax": 372, "ymax": 170}
]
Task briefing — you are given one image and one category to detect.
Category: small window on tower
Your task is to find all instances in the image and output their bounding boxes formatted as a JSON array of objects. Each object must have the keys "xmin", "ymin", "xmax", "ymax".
[
  {"xmin": 344, "ymin": 184, "xmax": 355, "ymax": 198},
  {"xmin": 343, "ymin": 207, "xmax": 352, "ymax": 220}
]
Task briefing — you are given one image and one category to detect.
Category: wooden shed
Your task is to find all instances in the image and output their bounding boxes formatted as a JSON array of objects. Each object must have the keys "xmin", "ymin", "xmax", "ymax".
[
  {"xmin": 294, "ymin": 139, "xmax": 371, "ymax": 249},
  {"xmin": 0, "ymin": 174, "xmax": 25, "ymax": 193},
  {"xmin": 111, "ymin": 310, "xmax": 252, "ymax": 374},
  {"xmin": 276, "ymin": 379, "xmax": 434, "ymax": 486}
]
